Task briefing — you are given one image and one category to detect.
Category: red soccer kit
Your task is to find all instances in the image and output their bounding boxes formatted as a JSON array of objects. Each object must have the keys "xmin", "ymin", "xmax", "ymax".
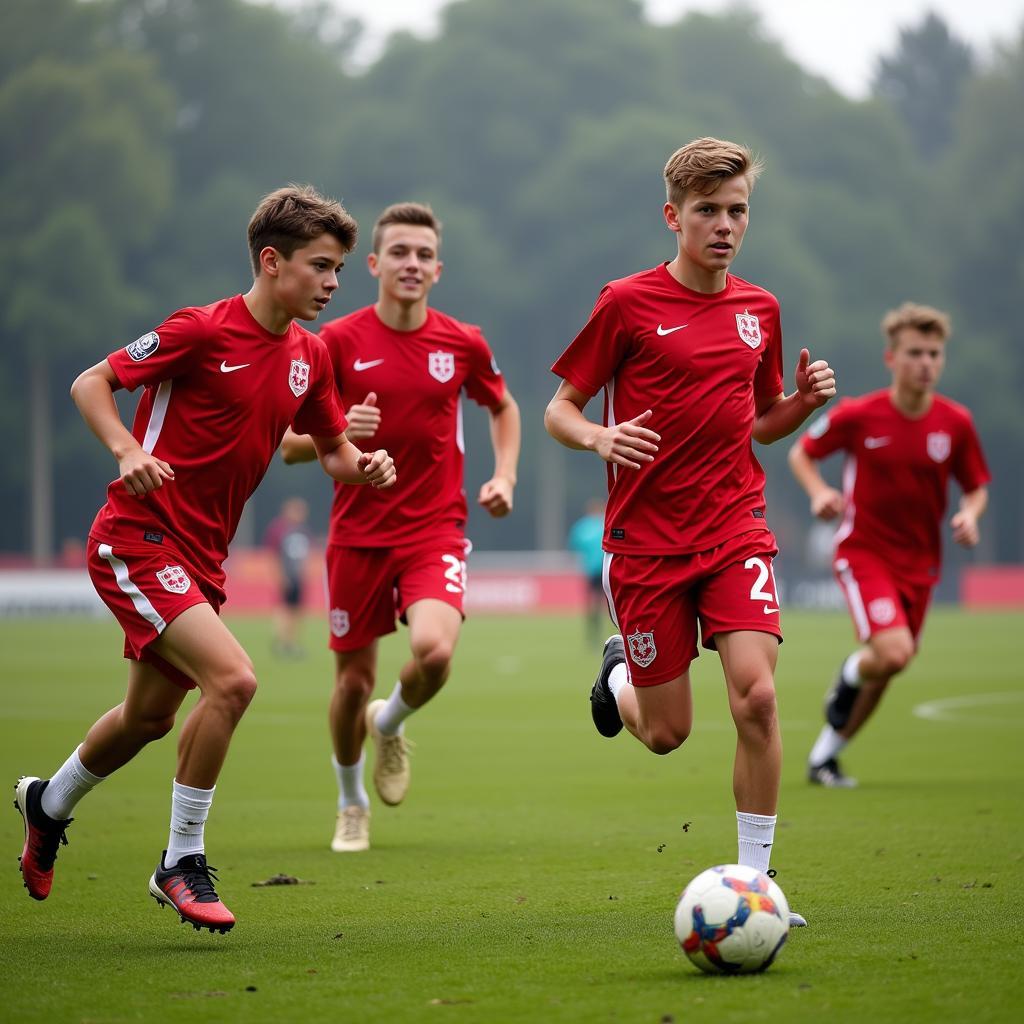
[
  {"xmin": 318, "ymin": 305, "xmax": 506, "ymax": 649},
  {"xmin": 88, "ymin": 295, "xmax": 346, "ymax": 682},
  {"xmin": 800, "ymin": 389, "xmax": 990, "ymax": 639},
  {"xmin": 552, "ymin": 264, "xmax": 785, "ymax": 683}
]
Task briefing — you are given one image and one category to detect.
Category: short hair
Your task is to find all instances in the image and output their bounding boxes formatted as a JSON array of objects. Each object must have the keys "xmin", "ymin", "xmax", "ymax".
[
  {"xmin": 881, "ymin": 303, "xmax": 951, "ymax": 348},
  {"xmin": 663, "ymin": 137, "xmax": 764, "ymax": 206},
  {"xmin": 371, "ymin": 202, "xmax": 442, "ymax": 253},
  {"xmin": 247, "ymin": 185, "xmax": 358, "ymax": 275}
]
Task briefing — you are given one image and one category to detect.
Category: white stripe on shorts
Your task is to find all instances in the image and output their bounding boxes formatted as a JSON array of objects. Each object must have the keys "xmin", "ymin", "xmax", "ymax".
[
  {"xmin": 835, "ymin": 558, "xmax": 869, "ymax": 642},
  {"xmin": 98, "ymin": 543, "xmax": 167, "ymax": 634},
  {"xmin": 601, "ymin": 550, "xmax": 619, "ymax": 629}
]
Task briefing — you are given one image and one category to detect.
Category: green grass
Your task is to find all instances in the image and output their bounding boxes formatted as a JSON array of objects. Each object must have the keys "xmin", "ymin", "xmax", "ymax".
[{"xmin": 1, "ymin": 609, "xmax": 1022, "ymax": 1023}]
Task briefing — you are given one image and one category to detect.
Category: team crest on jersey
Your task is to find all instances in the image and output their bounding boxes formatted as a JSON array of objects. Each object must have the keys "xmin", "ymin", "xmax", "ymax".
[
  {"xmin": 926, "ymin": 431, "xmax": 951, "ymax": 463},
  {"xmin": 627, "ymin": 629, "xmax": 657, "ymax": 668},
  {"xmin": 735, "ymin": 312, "xmax": 761, "ymax": 349},
  {"xmin": 868, "ymin": 597, "xmax": 896, "ymax": 626},
  {"xmin": 126, "ymin": 331, "xmax": 160, "ymax": 362},
  {"xmin": 428, "ymin": 350, "xmax": 455, "ymax": 383},
  {"xmin": 288, "ymin": 359, "xmax": 310, "ymax": 397},
  {"xmin": 156, "ymin": 565, "xmax": 191, "ymax": 594},
  {"xmin": 330, "ymin": 608, "xmax": 350, "ymax": 638}
]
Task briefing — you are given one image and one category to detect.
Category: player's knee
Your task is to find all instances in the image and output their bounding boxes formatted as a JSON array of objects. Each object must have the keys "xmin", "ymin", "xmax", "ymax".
[
  {"xmin": 213, "ymin": 664, "xmax": 258, "ymax": 719},
  {"xmin": 736, "ymin": 682, "xmax": 778, "ymax": 732},
  {"xmin": 337, "ymin": 665, "xmax": 375, "ymax": 702},
  {"xmin": 878, "ymin": 641, "xmax": 914, "ymax": 676},
  {"xmin": 142, "ymin": 712, "xmax": 177, "ymax": 743},
  {"xmin": 645, "ymin": 722, "xmax": 689, "ymax": 755},
  {"xmin": 412, "ymin": 636, "xmax": 454, "ymax": 680}
]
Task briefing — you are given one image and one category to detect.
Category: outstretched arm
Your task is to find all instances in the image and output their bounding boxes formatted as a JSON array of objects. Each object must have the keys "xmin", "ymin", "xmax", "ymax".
[
  {"xmin": 788, "ymin": 442, "xmax": 844, "ymax": 520},
  {"xmin": 753, "ymin": 348, "xmax": 836, "ymax": 444},
  {"xmin": 478, "ymin": 391, "xmax": 521, "ymax": 518},
  {"xmin": 311, "ymin": 433, "xmax": 396, "ymax": 489},
  {"xmin": 951, "ymin": 486, "xmax": 988, "ymax": 547}
]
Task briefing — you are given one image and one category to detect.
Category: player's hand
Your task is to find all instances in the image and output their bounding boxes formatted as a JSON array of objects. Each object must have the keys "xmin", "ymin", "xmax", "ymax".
[
  {"xmin": 478, "ymin": 475, "xmax": 514, "ymax": 518},
  {"xmin": 358, "ymin": 448, "xmax": 396, "ymax": 489},
  {"xmin": 593, "ymin": 410, "xmax": 660, "ymax": 470},
  {"xmin": 951, "ymin": 509, "xmax": 980, "ymax": 547},
  {"xmin": 345, "ymin": 392, "xmax": 381, "ymax": 440},
  {"xmin": 810, "ymin": 487, "xmax": 844, "ymax": 520},
  {"xmin": 119, "ymin": 446, "xmax": 174, "ymax": 496},
  {"xmin": 796, "ymin": 349, "xmax": 836, "ymax": 408}
]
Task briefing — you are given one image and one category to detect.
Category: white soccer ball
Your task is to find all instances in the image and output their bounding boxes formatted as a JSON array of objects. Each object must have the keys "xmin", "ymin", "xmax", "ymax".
[{"xmin": 674, "ymin": 864, "xmax": 790, "ymax": 974}]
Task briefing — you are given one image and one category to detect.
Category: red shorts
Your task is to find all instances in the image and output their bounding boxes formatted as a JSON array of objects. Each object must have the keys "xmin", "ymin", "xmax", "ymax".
[
  {"xmin": 603, "ymin": 532, "xmax": 783, "ymax": 686},
  {"xmin": 87, "ymin": 536, "xmax": 225, "ymax": 690},
  {"xmin": 833, "ymin": 552, "xmax": 933, "ymax": 643},
  {"xmin": 325, "ymin": 534, "xmax": 470, "ymax": 652}
]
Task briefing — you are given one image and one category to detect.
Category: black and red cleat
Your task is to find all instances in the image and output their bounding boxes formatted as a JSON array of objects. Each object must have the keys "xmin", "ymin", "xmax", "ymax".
[
  {"xmin": 14, "ymin": 776, "xmax": 73, "ymax": 901},
  {"xmin": 149, "ymin": 852, "xmax": 236, "ymax": 934}
]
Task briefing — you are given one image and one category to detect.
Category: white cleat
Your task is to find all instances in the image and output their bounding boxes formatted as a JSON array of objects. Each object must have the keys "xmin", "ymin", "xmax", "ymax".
[
  {"xmin": 331, "ymin": 805, "xmax": 370, "ymax": 852},
  {"xmin": 365, "ymin": 699, "xmax": 411, "ymax": 806},
  {"xmin": 788, "ymin": 911, "xmax": 808, "ymax": 928}
]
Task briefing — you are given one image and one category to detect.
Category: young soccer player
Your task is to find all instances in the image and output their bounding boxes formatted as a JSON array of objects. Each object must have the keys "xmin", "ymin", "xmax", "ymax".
[
  {"xmin": 14, "ymin": 186, "xmax": 396, "ymax": 932},
  {"xmin": 281, "ymin": 202, "xmax": 520, "ymax": 853},
  {"xmin": 545, "ymin": 137, "xmax": 836, "ymax": 927},
  {"xmin": 792, "ymin": 303, "xmax": 990, "ymax": 787}
]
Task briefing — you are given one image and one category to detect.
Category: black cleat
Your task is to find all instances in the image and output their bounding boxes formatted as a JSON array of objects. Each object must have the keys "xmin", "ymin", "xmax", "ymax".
[
  {"xmin": 807, "ymin": 757, "xmax": 857, "ymax": 789},
  {"xmin": 824, "ymin": 662, "xmax": 860, "ymax": 730},
  {"xmin": 149, "ymin": 852, "xmax": 235, "ymax": 933},
  {"xmin": 590, "ymin": 635, "xmax": 625, "ymax": 738}
]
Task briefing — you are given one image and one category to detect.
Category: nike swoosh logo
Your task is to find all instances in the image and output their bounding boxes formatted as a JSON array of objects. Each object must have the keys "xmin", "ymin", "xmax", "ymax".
[
  {"xmin": 763, "ymin": 606, "xmax": 780, "ymax": 614},
  {"xmin": 864, "ymin": 437, "xmax": 891, "ymax": 449},
  {"xmin": 220, "ymin": 361, "xmax": 250, "ymax": 373},
  {"xmin": 656, "ymin": 324, "xmax": 689, "ymax": 336},
  {"xmin": 353, "ymin": 358, "xmax": 384, "ymax": 371}
]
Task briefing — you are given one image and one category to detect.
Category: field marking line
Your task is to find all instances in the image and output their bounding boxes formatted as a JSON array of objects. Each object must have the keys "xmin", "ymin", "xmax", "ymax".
[{"xmin": 912, "ymin": 691, "xmax": 1024, "ymax": 724}]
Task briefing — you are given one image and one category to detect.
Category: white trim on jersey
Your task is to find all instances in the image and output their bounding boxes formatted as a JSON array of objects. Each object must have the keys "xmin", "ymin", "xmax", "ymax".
[
  {"xmin": 97, "ymin": 543, "xmax": 168, "ymax": 634},
  {"xmin": 456, "ymin": 395, "xmax": 465, "ymax": 455},
  {"xmin": 601, "ymin": 551, "xmax": 619, "ymax": 628},
  {"xmin": 832, "ymin": 454, "xmax": 857, "ymax": 549},
  {"xmin": 604, "ymin": 378, "xmax": 618, "ymax": 481},
  {"xmin": 142, "ymin": 380, "xmax": 173, "ymax": 454},
  {"xmin": 835, "ymin": 558, "xmax": 870, "ymax": 642}
]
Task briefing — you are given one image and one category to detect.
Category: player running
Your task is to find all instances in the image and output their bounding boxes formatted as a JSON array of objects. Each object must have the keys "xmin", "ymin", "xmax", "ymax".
[
  {"xmin": 14, "ymin": 186, "xmax": 396, "ymax": 932},
  {"xmin": 281, "ymin": 202, "xmax": 520, "ymax": 853},
  {"xmin": 545, "ymin": 137, "xmax": 836, "ymax": 928},
  {"xmin": 792, "ymin": 303, "xmax": 990, "ymax": 787}
]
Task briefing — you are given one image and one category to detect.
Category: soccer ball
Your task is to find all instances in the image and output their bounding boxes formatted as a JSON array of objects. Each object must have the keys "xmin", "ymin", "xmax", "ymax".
[{"xmin": 674, "ymin": 864, "xmax": 789, "ymax": 974}]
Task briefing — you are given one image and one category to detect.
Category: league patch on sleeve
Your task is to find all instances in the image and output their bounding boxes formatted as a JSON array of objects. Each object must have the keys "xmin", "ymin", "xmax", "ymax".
[
  {"xmin": 126, "ymin": 331, "xmax": 160, "ymax": 362},
  {"xmin": 806, "ymin": 413, "xmax": 830, "ymax": 439},
  {"xmin": 490, "ymin": 355, "xmax": 502, "ymax": 375}
]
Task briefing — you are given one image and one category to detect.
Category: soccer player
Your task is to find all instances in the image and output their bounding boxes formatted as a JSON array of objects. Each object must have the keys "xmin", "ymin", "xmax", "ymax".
[
  {"xmin": 14, "ymin": 186, "xmax": 397, "ymax": 933},
  {"xmin": 281, "ymin": 202, "xmax": 520, "ymax": 853},
  {"xmin": 263, "ymin": 496, "xmax": 313, "ymax": 658},
  {"xmin": 568, "ymin": 498, "xmax": 608, "ymax": 646},
  {"xmin": 792, "ymin": 303, "xmax": 990, "ymax": 787},
  {"xmin": 545, "ymin": 137, "xmax": 836, "ymax": 927}
]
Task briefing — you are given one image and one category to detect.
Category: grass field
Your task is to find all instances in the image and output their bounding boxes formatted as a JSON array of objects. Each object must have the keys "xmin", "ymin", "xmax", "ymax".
[{"xmin": 1, "ymin": 609, "xmax": 1022, "ymax": 1024}]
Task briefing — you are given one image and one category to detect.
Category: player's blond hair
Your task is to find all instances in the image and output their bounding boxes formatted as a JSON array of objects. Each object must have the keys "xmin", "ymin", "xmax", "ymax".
[
  {"xmin": 663, "ymin": 138, "xmax": 764, "ymax": 206},
  {"xmin": 247, "ymin": 185, "xmax": 358, "ymax": 275},
  {"xmin": 371, "ymin": 202, "xmax": 442, "ymax": 253},
  {"xmin": 881, "ymin": 303, "xmax": 951, "ymax": 348}
]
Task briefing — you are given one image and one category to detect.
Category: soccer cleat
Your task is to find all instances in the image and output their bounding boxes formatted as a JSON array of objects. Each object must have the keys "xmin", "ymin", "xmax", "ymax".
[
  {"xmin": 788, "ymin": 910, "xmax": 808, "ymax": 928},
  {"xmin": 824, "ymin": 662, "xmax": 860, "ymax": 730},
  {"xmin": 807, "ymin": 757, "xmax": 858, "ymax": 789},
  {"xmin": 590, "ymin": 635, "xmax": 625, "ymax": 738},
  {"xmin": 14, "ymin": 776, "xmax": 73, "ymax": 901},
  {"xmin": 149, "ymin": 852, "xmax": 235, "ymax": 934},
  {"xmin": 365, "ymin": 699, "xmax": 411, "ymax": 806},
  {"xmin": 331, "ymin": 805, "xmax": 370, "ymax": 852}
]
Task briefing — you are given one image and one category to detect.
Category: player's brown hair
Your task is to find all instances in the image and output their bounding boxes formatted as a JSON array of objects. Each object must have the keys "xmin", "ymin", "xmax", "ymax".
[
  {"xmin": 881, "ymin": 303, "xmax": 952, "ymax": 348},
  {"xmin": 663, "ymin": 137, "xmax": 764, "ymax": 206},
  {"xmin": 371, "ymin": 202, "xmax": 442, "ymax": 253},
  {"xmin": 247, "ymin": 185, "xmax": 358, "ymax": 275}
]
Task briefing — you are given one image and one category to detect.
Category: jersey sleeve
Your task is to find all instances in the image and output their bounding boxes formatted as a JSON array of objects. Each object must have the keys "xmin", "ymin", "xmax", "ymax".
[
  {"xmin": 106, "ymin": 309, "xmax": 206, "ymax": 391},
  {"xmin": 800, "ymin": 399, "xmax": 856, "ymax": 460},
  {"xmin": 551, "ymin": 286, "xmax": 630, "ymax": 397},
  {"xmin": 292, "ymin": 342, "xmax": 348, "ymax": 438},
  {"xmin": 463, "ymin": 327, "xmax": 506, "ymax": 408},
  {"xmin": 753, "ymin": 301, "xmax": 784, "ymax": 402},
  {"xmin": 952, "ymin": 411, "xmax": 991, "ymax": 493}
]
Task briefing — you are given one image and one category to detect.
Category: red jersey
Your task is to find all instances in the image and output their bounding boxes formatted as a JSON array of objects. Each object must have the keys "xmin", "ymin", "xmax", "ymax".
[
  {"xmin": 551, "ymin": 265, "xmax": 784, "ymax": 556},
  {"xmin": 320, "ymin": 305, "xmax": 506, "ymax": 547},
  {"xmin": 800, "ymin": 389, "xmax": 990, "ymax": 583},
  {"xmin": 91, "ymin": 295, "xmax": 346, "ymax": 589}
]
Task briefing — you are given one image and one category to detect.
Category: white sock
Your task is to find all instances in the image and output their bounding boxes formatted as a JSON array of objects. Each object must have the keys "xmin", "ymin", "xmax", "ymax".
[
  {"xmin": 375, "ymin": 682, "xmax": 414, "ymax": 737},
  {"xmin": 608, "ymin": 662, "xmax": 631, "ymax": 704},
  {"xmin": 42, "ymin": 745, "xmax": 104, "ymax": 820},
  {"xmin": 842, "ymin": 651, "xmax": 864, "ymax": 687},
  {"xmin": 165, "ymin": 780, "xmax": 215, "ymax": 868},
  {"xmin": 333, "ymin": 753, "xmax": 369, "ymax": 809},
  {"xmin": 808, "ymin": 725, "xmax": 848, "ymax": 767},
  {"xmin": 736, "ymin": 811, "xmax": 777, "ymax": 873}
]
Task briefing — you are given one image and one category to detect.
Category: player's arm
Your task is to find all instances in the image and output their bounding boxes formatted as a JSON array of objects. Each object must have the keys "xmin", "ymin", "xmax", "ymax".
[
  {"xmin": 950, "ymin": 486, "xmax": 988, "ymax": 548},
  {"xmin": 280, "ymin": 426, "xmax": 318, "ymax": 464},
  {"xmin": 788, "ymin": 442, "xmax": 844, "ymax": 520},
  {"xmin": 753, "ymin": 348, "xmax": 836, "ymax": 444},
  {"xmin": 544, "ymin": 380, "xmax": 660, "ymax": 470},
  {"xmin": 478, "ymin": 390, "xmax": 521, "ymax": 518},
  {"xmin": 70, "ymin": 358, "xmax": 175, "ymax": 496},
  {"xmin": 311, "ymin": 432, "xmax": 396, "ymax": 489}
]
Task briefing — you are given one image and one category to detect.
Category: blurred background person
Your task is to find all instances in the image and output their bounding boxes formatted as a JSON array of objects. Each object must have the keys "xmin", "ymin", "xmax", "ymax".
[
  {"xmin": 263, "ymin": 496, "xmax": 313, "ymax": 658},
  {"xmin": 568, "ymin": 498, "xmax": 607, "ymax": 646}
]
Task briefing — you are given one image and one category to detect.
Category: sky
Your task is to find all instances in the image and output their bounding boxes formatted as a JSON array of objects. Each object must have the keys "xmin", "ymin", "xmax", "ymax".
[{"xmin": 269, "ymin": 0, "xmax": 1023, "ymax": 97}]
